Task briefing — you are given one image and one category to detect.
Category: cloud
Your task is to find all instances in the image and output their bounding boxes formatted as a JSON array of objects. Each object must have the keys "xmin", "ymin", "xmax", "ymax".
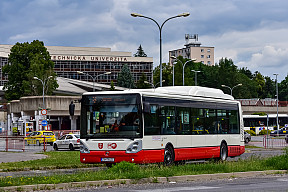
[{"xmin": 1, "ymin": 0, "xmax": 288, "ymax": 81}]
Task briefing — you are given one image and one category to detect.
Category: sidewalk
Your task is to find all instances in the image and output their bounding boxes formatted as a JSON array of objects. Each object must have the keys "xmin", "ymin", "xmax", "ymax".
[{"xmin": 0, "ymin": 152, "xmax": 47, "ymax": 163}]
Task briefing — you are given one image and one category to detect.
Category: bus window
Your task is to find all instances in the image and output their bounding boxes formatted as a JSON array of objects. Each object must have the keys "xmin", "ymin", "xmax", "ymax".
[
  {"xmin": 217, "ymin": 109, "xmax": 228, "ymax": 134},
  {"xmin": 204, "ymin": 109, "xmax": 217, "ymax": 134},
  {"xmin": 144, "ymin": 105, "xmax": 160, "ymax": 135},
  {"xmin": 160, "ymin": 106, "xmax": 176, "ymax": 135},
  {"xmin": 191, "ymin": 108, "xmax": 205, "ymax": 134},
  {"xmin": 229, "ymin": 110, "xmax": 240, "ymax": 134},
  {"xmin": 176, "ymin": 107, "xmax": 190, "ymax": 135}
]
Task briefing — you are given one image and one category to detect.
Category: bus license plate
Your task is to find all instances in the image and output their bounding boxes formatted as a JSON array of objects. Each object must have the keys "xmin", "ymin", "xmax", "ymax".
[{"xmin": 101, "ymin": 158, "xmax": 114, "ymax": 162}]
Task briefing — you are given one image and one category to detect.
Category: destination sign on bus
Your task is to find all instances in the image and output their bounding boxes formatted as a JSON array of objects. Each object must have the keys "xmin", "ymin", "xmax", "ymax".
[{"xmin": 85, "ymin": 94, "xmax": 139, "ymax": 105}]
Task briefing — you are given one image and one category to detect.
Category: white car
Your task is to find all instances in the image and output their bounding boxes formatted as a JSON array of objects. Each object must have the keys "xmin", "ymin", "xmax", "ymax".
[{"xmin": 53, "ymin": 134, "xmax": 81, "ymax": 151}]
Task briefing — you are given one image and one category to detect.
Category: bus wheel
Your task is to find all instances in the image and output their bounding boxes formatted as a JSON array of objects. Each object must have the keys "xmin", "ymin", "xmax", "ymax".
[
  {"xmin": 164, "ymin": 145, "xmax": 175, "ymax": 166},
  {"xmin": 219, "ymin": 143, "xmax": 228, "ymax": 161}
]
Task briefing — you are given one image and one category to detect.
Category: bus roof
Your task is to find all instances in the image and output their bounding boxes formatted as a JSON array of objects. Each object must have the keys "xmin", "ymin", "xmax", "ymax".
[
  {"xmin": 243, "ymin": 114, "xmax": 288, "ymax": 118},
  {"xmin": 83, "ymin": 86, "xmax": 234, "ymax": 100}
]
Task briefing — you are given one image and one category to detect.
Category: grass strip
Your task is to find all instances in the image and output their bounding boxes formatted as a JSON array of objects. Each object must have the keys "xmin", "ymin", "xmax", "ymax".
[
  {"xmin": 0, "ymin": 151, "xmax": 100, "ymax": 172},
  {"xmin": 1, "ymin": 152, "xmax": 288, "ymax": 187}
]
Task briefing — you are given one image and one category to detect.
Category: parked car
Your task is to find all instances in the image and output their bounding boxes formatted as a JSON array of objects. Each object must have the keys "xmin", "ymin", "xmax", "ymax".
[
  {"xmin": 244, "ymin": 131, "xmax": 251, "ymax": 144},
  {"xmin": 270, "ymin": 128, "xmax": 288, "ymax": 136},
  {"xmin": 25, "ymin": 131, "xmax": 56, "ymax": 146},
  {"xmin": 53, "ymin": 134, "xmax": 81, "ymax": 151}
]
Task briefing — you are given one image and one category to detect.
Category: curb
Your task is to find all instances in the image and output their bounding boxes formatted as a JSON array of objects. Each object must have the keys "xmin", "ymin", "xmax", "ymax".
[{"xmin": 1, "ymin": 170, "xmax": 287, "ymax": 191}]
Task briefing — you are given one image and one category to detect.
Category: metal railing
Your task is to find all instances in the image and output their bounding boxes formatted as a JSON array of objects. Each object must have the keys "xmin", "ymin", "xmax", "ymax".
[
  {"xmin": 263, "ymin": 135, "xmax": 287, "ymax": 148},
  {"xmin": 0, "ymin": 136, "xmax": 51, "ymax": 152}
]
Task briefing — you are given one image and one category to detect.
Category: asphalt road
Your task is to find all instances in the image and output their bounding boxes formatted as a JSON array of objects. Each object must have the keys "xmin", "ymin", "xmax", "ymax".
[{"xmin": 52, "ymin": 174, "xmax": 288, "ymax": 192}]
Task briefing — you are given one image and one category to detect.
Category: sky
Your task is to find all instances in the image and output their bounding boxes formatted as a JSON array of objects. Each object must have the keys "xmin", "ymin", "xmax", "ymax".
[{"xmin": 1, "ymin": 0, "xmax": 288, "ymax": 81}]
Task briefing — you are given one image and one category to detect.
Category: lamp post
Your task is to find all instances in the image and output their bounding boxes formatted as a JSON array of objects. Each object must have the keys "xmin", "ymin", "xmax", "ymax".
[
  {"xmin": 77, "ymin": 71, "xmax": 111, "ymax": 92},
  {"xmin": 172, "ymin": 61, "xmax": 177, "ymax": 86},
  {"xmin": 273, "ymin": 73, "xmax": 279, "ymax": 135},
  {"xmin": 221, "ymin": 84, "xmax": 242, "ymax": 96},
  {"xmin": 191, "ymin": 70, "xmax": 202, "ymax": 86},
  {"xmin": 170, "ymin": 56, "xmax": 177, "ymax": 86},
  {"xmin": 170, "ymin": 56, "xmax": 196, "ymax": 86},
  {"xmin": 144, "ymin": 80, "xmax": 165, "ymax": 89},
  {"xmin": 131, "ymin": 12, "xmax": 190, "ymax": 87},
  {"xmin": 33, "ymin": 76, "xmax": 53, "ymax": 109}
]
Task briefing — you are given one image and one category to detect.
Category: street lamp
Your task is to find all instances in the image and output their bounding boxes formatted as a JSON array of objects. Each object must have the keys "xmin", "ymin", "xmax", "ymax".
[
  {"xmin": 221, "ymin": 84, "xmax": 242, "ymax": 96},
  {"xmin": 191, "ymin": 70, "xmax": 202, "ymax": 86},
  {"xmin": 77, "ymin": 71, "xmax": 111, "ymax": 92},
  {"xmin": 144, "ymin": 80, "xmax": 165, "ymax": 89},
  {"xmin": 33, "ymin": 76, "xmax": 53, "ymax": 109},
  {"xmin": 170, "ymin": 56, "xmax": 196, "ymax": 86},
  {"xmin": 273, "ymin": 73, "xmax": 279, "ymax": 135},
  {"xmin": 131, "ymin": 12, "xmax": 190, "ymax": 87},
  {"xmin": 172, "ymin": 61, "xmax": 177, "ymax": 86}
]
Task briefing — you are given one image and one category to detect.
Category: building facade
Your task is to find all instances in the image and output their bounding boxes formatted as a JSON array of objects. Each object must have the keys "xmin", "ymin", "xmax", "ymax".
[
  {"xmin": 168, "ymin": 35, "xmax": 214, "ymax": 66},
  {"xmin": 0, "ymin": 45, "xmax": 153, "ymax": 86}
]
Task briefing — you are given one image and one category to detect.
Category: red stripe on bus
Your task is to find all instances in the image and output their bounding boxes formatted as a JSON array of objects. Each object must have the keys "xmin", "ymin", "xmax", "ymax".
[{"xmin": 80, "ymin": 145, "xmax": 245, "ymax": 164}]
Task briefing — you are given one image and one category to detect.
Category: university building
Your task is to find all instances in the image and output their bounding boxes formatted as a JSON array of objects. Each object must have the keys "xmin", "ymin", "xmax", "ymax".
[
  {"xmin": 0, "ymin": 45, "xmax": 153, "ymax": 86},
  {"xmin": 169, "ymin": 34, "xmax": 214, "ymax": 65},
  {"xmin": 0, "ymin": 44, "xmax": 153, "ymax": 135}
]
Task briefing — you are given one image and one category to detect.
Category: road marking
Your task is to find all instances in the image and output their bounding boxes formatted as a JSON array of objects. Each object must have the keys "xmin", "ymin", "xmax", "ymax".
[{"xmin": 132, "ymin": 186, "xmax": 220, "ymax": 191}]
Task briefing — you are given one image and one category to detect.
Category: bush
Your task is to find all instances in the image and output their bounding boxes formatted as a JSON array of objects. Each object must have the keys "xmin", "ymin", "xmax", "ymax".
[
  {"xmin": 252, "ymin": 112, "xmax": 267, "ymax": 116},
  {"xmin": 259, "ymin": 130, "xmax": 272, "ymax": 135},
  {"xmin": 107, "ymin": 161, "xmax": 140, "ymax": 174},
  {"xmin": 245, "ymin": 130, "xmax": 256, "ymax": 136}
]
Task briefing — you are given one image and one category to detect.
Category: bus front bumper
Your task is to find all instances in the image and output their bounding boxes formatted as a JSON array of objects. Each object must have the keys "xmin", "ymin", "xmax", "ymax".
[{"xmin": 80, "ymin": 149, "xmax": 164, "ymax": 164}]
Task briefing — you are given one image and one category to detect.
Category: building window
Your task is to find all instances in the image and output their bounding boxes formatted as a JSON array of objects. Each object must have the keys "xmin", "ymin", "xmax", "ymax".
[
  {"xmin": 208, "ymin": 61, "xmax": 211, "ymax": 65},
  {"xmin": 207, "ymin": 49, "xmax": 211, "ymax": 52},
  {"xmin": 201, "ymin": 55, "xmax": 204, "ymax": 58},
  {"xmin": 201, "ymin": 49, "xmax": 204, "ymax": 52},
  {"xmin": 207, "ymin": 55, "xmax": 211, "ymax": 58}
]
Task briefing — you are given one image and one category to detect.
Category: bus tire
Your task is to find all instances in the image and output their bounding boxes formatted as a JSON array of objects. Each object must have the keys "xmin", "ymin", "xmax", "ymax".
[
  {"xmin": 164, "ymin": 145, "xmax": 175, "ymax": 166},
  {"xmin": 219, "ymin": 142, "xmax": 228, "ymax": 161}
]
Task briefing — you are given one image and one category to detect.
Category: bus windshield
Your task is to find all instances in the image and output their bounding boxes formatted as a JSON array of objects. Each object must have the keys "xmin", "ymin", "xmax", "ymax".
[{"xmin": 80, "ymin": 94, "xmax": 142, "ymax": 139}]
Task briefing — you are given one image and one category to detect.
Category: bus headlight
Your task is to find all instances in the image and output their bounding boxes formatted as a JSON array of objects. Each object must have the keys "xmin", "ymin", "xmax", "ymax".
[
  {"xmin": 126, "ymin": 140, "xmax": 142, "ymax": 153},
  {"xmin": 80, "ymin": 144, "xmax": 90, "ymax": 154}
]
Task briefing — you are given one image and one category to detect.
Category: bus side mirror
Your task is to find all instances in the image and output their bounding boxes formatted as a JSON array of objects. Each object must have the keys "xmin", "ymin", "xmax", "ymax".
[
  {"xmin": 69, "ymin": 101, "xmax": 75, "ymax": 116},
  {"xmin": 143, "ymin": 103, "xmax": 150, "ymax": 113}
]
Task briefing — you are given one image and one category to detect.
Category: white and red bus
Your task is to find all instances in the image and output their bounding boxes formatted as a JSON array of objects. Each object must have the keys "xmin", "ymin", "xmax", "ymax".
[{"xmin": 80, "ymin": 86, "xmax": 245, "ymax": 165}]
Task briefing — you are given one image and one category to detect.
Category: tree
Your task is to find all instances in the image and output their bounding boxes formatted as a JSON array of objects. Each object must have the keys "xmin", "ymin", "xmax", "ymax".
[
  {"xmin": 153, "ymin": 62, "xmax": 172, "ymax": 87},
  {"xmin": 134, "ymin": 45, "xmax": 147, "ymax": 57},
  {"xmin": 117, "ymin": 64, "xmax": 135, "ymax": 88},
  {"xmin": 110, "ymin": 81, "xmax": 116, "ymax": 91},
  {"xmin": 3, "ymin": 40, "xmax": 58, "ymax": 101},
  {"xmin": 279, "ymin": 75, "xmax": 288, "ymax": 101},
  {"xmin": 136, "ymin": 73, "xmax": 150, "ymax": 89},
  {"xmin": 253, "ymin": 71, "xmax": 265, "ymax": 98}
]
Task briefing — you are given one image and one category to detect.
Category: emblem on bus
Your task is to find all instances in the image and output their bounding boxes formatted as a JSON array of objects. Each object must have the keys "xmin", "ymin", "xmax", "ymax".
[
  {"xmin": 98, "ymin": 143, "xmax": 103, "ymax": 149},
  {"xmin": 108, "ymin": 143, "xmax": 117, "ymax": 149}
]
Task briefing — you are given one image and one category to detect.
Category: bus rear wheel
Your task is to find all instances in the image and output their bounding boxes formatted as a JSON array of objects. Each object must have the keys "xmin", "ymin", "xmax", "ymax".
[
  {"xmin": 164, "ymin": 145, "xmax": 175, "ymax": 166},
  {"xmin": 219, "ymin": 143, "xmax": 228, "ymax": 161}
]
